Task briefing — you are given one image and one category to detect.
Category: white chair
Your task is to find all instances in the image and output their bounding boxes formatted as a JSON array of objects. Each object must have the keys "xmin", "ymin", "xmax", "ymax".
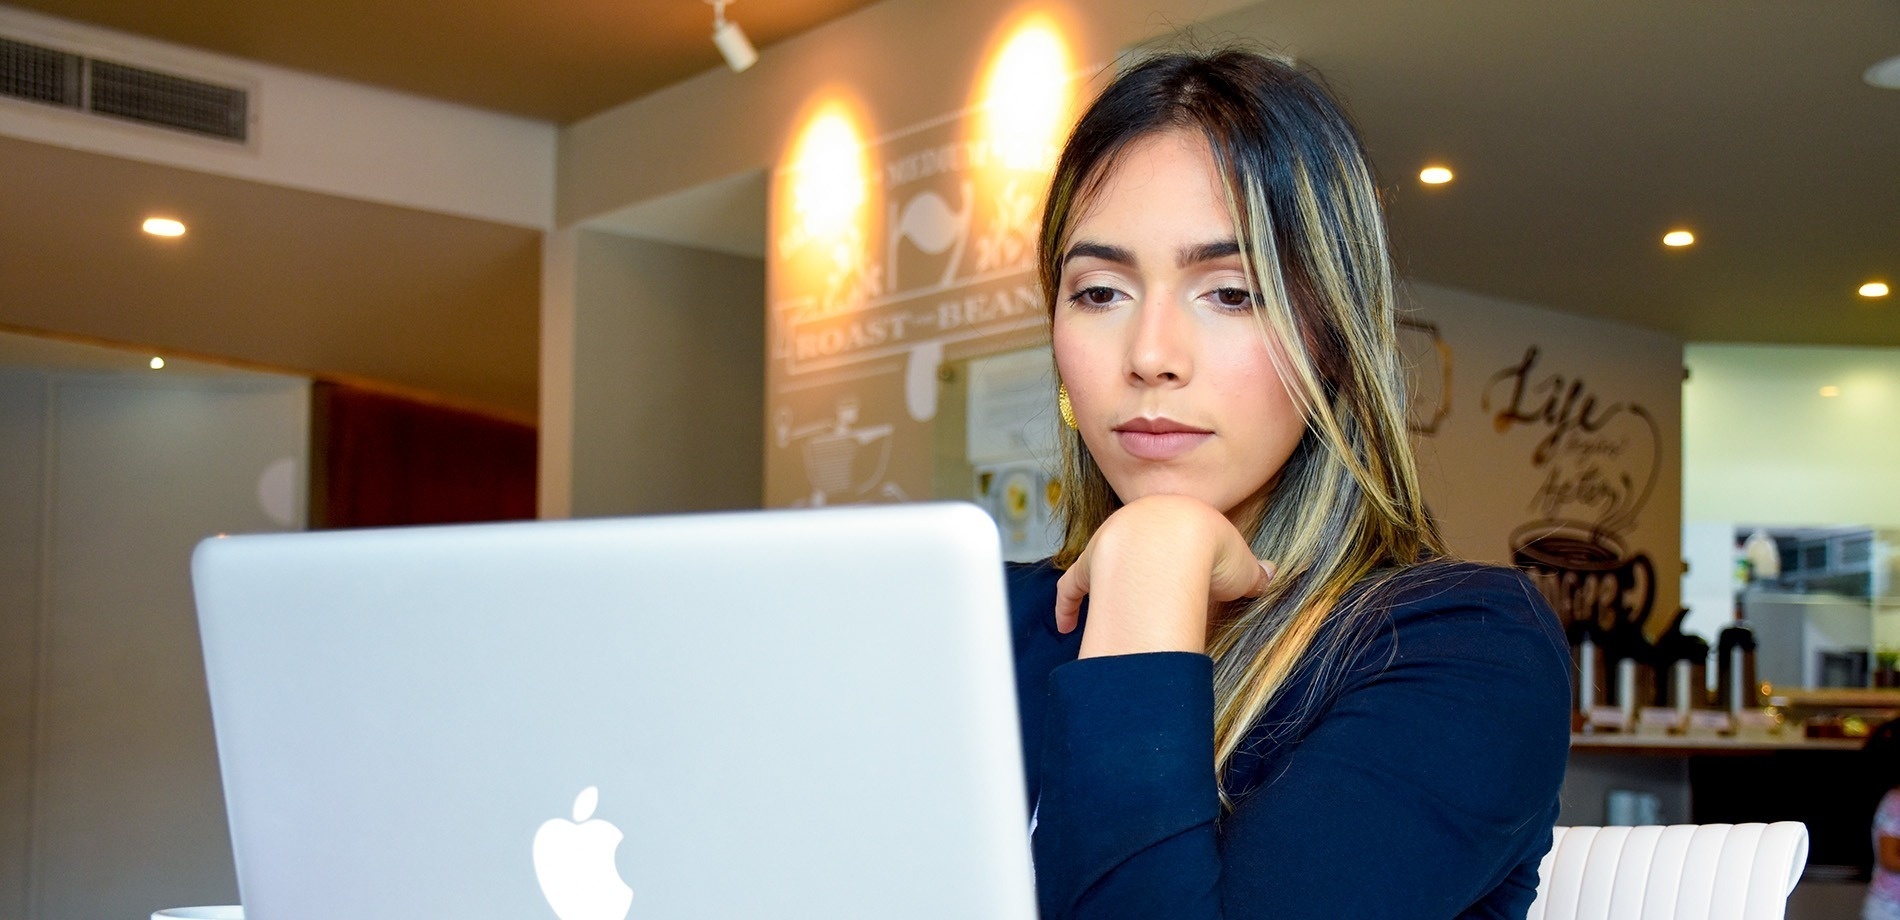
[{"xmin": 1527, "ymin": 823, "xmax": 1811, "ymax": 920}]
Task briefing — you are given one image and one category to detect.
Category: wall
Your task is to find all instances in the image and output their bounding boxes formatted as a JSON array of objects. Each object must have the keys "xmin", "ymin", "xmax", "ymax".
[
  {"xmin": 0, "ymin": 368, "xmax": 308, "ymax": 919},
  {"xmin": 1407, "ymin": 282, "xmax": 1685, "ymax": 640},
  {"xmin": 0, "ymin": 373, "xmax": 45, "ymax": 920},
  {"xmin": 567, "ymin": 231, "xmax": 765, "ymax": 517},
  {"xmin": 0, "ymin": 4, "xmax": 555, "ymax": 228},
  {"xmin": 1684, "ymin": 343, "xmax": 1900, "ymax": 528}
]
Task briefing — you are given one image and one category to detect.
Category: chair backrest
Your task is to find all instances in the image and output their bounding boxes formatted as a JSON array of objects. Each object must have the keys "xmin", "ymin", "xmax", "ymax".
[{"xmin": 1527, "ymin": 823, "xmax": 1810, "ymax": 920}]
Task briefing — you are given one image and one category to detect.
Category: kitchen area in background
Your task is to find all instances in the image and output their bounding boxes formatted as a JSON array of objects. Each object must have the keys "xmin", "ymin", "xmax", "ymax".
[
  {"xmin": 1569, "ymin": 343, "xmax": 1900, "ymax": 899},
  {"xmin": 1682, "ymin": 343, "xmax": 1900, "ymax": 709},
  {"xmin": 1722, "ymin": 526, "xmax": 1900, "ymax": 693}
]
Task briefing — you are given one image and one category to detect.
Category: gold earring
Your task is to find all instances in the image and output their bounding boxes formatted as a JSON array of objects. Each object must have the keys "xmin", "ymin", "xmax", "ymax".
[{"xmin": 1057, "ymin": 384, "xmax": 1078, "ymax": 430}]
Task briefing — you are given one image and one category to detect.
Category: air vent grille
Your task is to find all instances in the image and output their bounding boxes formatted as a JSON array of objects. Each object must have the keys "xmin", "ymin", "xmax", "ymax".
[
  {"xmin": 0, "ymin": 36, "xmax": 81, "ymax": 107},
  {"xmin": 0, "ymin": 34, "xmax": 249, "ymax": 144},
  {"xmin": 90, "ymin": 60, "xmax": 247, "ymax": 141}
]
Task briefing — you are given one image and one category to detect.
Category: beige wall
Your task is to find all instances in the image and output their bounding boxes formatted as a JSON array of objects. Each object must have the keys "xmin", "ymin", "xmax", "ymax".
[
  {"xmin": 1406, "ymin": 282, "xmax": 1684, "ymax": 639},
  {"xmin": 568, "ymin": 231, "xmax": 765, "ymax": 516}
]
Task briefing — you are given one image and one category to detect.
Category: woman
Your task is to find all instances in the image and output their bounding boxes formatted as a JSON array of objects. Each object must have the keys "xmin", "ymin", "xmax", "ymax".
[
  {"xmin": 1863, "ymin": 718, "xmax": 1900, "ymax": 920},
  {"xmin": 1009, "ymin": 49, "xmax": 1571, "ymax": 918}
]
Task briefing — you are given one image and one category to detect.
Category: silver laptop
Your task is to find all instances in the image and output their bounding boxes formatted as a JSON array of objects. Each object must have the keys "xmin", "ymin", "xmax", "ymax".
[{"xmin": 191, "ymin": 502, "xmax": 1035, "ymax": 920}]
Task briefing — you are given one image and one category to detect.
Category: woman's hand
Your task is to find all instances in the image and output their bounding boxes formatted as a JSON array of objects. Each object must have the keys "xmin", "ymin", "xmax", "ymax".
[{"xmin": 1054, "ymin": 494, "xmax": 1276, "ymax": 658}]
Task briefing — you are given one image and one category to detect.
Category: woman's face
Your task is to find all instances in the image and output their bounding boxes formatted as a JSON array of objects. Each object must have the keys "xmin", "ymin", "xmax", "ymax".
[{"xmin": 1053, "ymin": 129, "xmax": 1306, "ymax": 523}]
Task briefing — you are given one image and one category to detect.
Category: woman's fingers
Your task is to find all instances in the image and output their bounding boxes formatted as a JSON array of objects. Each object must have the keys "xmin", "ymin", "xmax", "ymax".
[
  {"xmin": 1249, "ymin": 558, "xmax": 1278, "ymax": 597},
  {"xmin": 1053, "ymin": 547, "xmax": 1091, "ymax": 634},
  {"xmin": 1056, "ymin": 506, "xmax": 1275, "ymax": 642},
  {"xmin": 1208, "ymin": 518, "xmax": 1277, "ymax": 603},
  {"xmin": 1209, "ymin": 554, "xmax": 1272, "ymax": 604}
]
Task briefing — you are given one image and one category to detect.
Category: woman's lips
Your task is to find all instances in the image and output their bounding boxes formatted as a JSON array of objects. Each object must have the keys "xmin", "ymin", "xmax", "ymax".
[{"xmin": 1112, "ymin": 419, "xmax": 1213, "ymax": 461}]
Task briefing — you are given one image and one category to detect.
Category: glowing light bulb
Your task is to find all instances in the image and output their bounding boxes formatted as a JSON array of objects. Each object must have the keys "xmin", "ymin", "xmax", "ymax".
[
  {"xmin": 788, "ymin": 107, "xmax": 868, "ymax": 246},
  {"xmin": 1662, "ymin": 230, "xmax": 1694, "ymax": 247},
  {"xmin": 1419, "ymin": 166, "xmax": 1453, "ymax": 185},
  {"xmin": 1819, "ymin": 386, "xmax": 1840, "ymax": 398},
  {"xmin": 978, "ymin": 18, "xmax": 1074, "ymax": 172},
  {"xmin": 149, "ymin": 357, "xmax": 166, "ymax": 369},
  {"xmin": 143, "ymin": 218, "xmax": 186, "ymax": 237},
  {"xmin": 1860, "ymin": 282, "xmax": 1890, "ymax": 298}
]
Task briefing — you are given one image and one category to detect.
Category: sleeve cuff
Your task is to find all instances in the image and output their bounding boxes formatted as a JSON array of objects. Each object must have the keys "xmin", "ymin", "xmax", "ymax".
[{"xmin": 1033, "ymin": 652, "xmax": 1220, "ymax": 906}]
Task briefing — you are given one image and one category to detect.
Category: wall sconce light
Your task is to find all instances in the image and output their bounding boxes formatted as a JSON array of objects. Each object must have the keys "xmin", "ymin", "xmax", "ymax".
[{"xmin": 707, "ymin": 0, "xmax": 758, "ymax": 73}]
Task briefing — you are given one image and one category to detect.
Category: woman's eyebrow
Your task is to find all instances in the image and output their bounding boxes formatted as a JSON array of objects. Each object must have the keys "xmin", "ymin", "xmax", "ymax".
[
  {"xmin": 1063, "ymin": 241, "xmax": 1134, "ymax": 267},
  {"xmin": 1179, "ymin": 239, "xmax": 1241, "ymax": 267}
]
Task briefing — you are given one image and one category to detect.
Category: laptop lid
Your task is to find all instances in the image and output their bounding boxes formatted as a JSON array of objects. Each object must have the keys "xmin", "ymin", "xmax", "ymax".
[{"xmin": 191, "ymin": 502, "xmax": 1034, "ymax": 920}]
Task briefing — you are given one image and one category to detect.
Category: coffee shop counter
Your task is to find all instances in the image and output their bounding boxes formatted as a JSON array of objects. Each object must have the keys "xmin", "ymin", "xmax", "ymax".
[
  {"xmin": 1569, "ymin": 731, "xmax": 1865, "ymax": 755},
  {"xmin": 1562, "ymin": 727, "xmax": 1876, "ymax": 873}
]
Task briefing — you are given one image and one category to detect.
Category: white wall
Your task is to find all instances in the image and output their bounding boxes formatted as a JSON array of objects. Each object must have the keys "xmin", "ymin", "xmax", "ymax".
[
  {"xmin": 0, "ymin": 4, "xmax": 555, "ymax": 229},
  {"xmin": 0, "ymin": 368, "xmax": 309, "ymax": 919},
  {"xmin": 1684, "ymin": 343, "xmax": 1900, "ymax": 528},
  {"xmin": 1680, "ymin": 520, "xmax": 1738, "ymax": 643}
]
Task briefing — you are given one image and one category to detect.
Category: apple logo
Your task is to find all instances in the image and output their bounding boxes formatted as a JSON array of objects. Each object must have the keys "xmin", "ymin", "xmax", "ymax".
[{"xmin": 533, "ymin": 786, "xmax": 633, "ymax": 920}]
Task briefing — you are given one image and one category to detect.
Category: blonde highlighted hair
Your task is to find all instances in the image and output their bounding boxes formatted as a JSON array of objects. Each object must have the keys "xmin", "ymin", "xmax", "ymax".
[{"xmin": 1038, "ymin": 49, "xmax": 1445, "ymax": 804}]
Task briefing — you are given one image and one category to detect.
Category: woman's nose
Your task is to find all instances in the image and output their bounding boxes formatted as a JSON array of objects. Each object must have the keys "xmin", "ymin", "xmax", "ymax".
[{"xmin": 1125, "ymin": 295, "xmax": 1193, "ymax": 385}]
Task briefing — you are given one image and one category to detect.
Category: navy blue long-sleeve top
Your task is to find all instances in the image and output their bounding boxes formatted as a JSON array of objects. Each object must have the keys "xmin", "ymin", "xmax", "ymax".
[{"xmin": 1008, "ymin": 558, "xmax": 1571, "ymax": 919}]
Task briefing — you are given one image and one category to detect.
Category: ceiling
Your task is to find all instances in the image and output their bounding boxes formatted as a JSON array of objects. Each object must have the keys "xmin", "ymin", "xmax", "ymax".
[
  {"xmin": 4, "ymin": 0, "xmax": 887, "ymax": 123},
  {"xmin": 1256, "ymin": 0, "xmax": 1900, "ymax": 348},
  {"xmin": 0, "ymin": 0, "xmax": 1895, "ymax": 421},
  {"xmin": 0, "ymin": 133, "xmax": 542, "ymax": 419}
]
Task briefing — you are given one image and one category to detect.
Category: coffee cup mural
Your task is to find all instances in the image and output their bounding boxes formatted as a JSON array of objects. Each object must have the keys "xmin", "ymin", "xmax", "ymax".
[
  {"xmin": 1485, "ymin": 346, "xmax": 1662, "ymax": 642},
  {"xmin": 1510, "ymin": 522, "xmax": 1655, "ymax": 641}
]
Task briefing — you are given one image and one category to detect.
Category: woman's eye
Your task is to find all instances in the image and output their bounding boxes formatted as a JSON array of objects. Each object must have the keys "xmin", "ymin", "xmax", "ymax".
[
  {"xmin": 1067, "ymin": 286, "xmax": 1122, "ymax": 309},
  {"xmin": 1211, "ymin": 287, "xmax": 1256, "ymax": 311}
]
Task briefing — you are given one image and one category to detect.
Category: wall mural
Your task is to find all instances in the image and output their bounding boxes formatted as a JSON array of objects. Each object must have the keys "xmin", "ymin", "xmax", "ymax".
[
  {"xmin": 766, "ymin": 19, "xmax": 1080, "ymax": 508},
  {"xmin": 1398, "ymin": 318, "xmax": 1452, "ymax": 436},
  {"xmin": 766, "ymin": 114, "xmax": 1054, "ymax": 506},
  {"xmin": 1483, "ymin": 346, "xmax": 1665, "ymax": 649}
]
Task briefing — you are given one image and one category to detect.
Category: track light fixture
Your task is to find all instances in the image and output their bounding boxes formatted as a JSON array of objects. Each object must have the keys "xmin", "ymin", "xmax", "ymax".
[{"xmin": 707, "ymin": 0, "xmax": 757, "ymax": 73}]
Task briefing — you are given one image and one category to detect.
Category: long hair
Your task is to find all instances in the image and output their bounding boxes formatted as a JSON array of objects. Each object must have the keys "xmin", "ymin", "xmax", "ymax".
[{"xmin": 1038, "ymin": 49, "xmax": 1445, "ymax": 803}]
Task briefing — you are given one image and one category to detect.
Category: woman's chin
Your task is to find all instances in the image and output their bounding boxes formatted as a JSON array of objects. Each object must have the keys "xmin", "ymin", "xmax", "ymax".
[{"xmin": 1108, "ymin": 482, "xmax": 1233, "ymax": 514}]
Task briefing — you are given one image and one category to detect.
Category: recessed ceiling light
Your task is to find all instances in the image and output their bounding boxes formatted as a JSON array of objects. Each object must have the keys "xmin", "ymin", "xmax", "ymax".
[
  {"xmin": 1419, "ymin": 166, "xmax": 1453, "ymax": 185},
  {"xmin": 1819, "ymin": 385, "xmax": 1841, "ymax": 398},
  {"xmin": 1662, "ymin": 230, "xmax": 1695, "ymax": 247},
  {"xmin": 149, "ymin": 356, "xmax": 166, "ymax": 370},
  {"xmin": 1867, "ymin": 54, "xmax": 1900, "ymax": 90},
  {"xmin": 142, "ymin": 217, "xmax": 186, "ymax": 237},
  {"xmin": 1861, "ymin": 281, "xmax": 1891, "ymax": 298}
]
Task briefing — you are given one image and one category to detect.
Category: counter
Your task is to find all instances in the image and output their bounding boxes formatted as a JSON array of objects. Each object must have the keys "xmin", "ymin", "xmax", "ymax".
[
  {"xmin": 1571, "ymin": 733, "xmax": 1865, "ymax": 756},
  {"xmin": 1564, "ymin": 729, "xmax": 1877, "ymax": 873}
]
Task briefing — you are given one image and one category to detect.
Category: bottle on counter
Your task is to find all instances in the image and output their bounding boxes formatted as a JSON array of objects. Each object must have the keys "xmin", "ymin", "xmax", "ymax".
[
  {"xmin": 1615, "ymin": 657, "xmax": 1639, "ymax": 732},
  {"xmin": 1649, "ymin": 612, "xmax": 1712, "ymax": 714},
  {"xmin": 1716, "ymin": 620, "xmax": 1760, "ymax": 721},
  {"xmin": 1570, "ymin": 625, "xmax": 1604, "ymax": 733},
  {"xmin": 1659, "ymin": 635, "xmax": 1712, "ymax": 733}
]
